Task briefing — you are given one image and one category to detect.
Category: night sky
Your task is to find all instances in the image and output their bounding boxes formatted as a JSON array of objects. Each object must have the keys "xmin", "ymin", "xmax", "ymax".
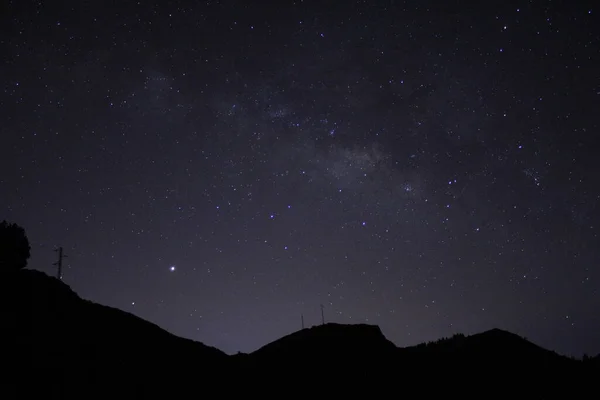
[{"xmin": 2, "ymin": 0, "xmax": 599, "ymax": 357}]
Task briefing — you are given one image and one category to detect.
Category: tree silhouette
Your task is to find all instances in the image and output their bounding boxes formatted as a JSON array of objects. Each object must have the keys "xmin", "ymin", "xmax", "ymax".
[{"xmin": 0, "ymin": 220, "xmax": 31, "ymax": 271}]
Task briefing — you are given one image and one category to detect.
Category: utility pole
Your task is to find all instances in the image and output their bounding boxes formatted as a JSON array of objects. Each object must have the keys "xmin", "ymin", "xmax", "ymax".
[
  {"xmin": 53, "ymin": 247, "xmax": 67, "ymax": 280},
  {"xmin": 320, "ymin": 304, "xmax": 325, "ymax": 325},
  {"xmin": 301, "ymin": 314, "xmax": 305, "ymax": 329}
]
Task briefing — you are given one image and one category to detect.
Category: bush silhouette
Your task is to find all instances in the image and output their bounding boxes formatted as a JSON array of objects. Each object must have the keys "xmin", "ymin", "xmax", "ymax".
[{"xmin": 0, "ymin": 220, "xmax": 31, "ymax": 271}]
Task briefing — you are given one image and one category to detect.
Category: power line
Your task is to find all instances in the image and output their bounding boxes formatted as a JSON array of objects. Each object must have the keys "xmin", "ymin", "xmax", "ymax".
[
  {"xmin": 53, "ymin": 247, "xmax": 67, "ymax": 280},
  {"xmin": 320, "ymin": 304, "xmax": 325, "ymax": 325}
]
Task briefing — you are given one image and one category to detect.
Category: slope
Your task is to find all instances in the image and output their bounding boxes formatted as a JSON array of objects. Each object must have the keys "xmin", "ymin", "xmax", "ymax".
[{"xmin": 0, "ymin": 269, "xmax": 227, "ymax": 398}]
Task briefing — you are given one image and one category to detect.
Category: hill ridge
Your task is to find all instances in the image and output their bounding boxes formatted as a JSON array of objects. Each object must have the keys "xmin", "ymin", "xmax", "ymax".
[{"xmin": 1, "ymin": 268, "xmax": 597, "ymax": 396}]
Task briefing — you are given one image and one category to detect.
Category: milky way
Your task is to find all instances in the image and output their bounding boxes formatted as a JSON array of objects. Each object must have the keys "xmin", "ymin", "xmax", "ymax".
[{"xmin": 1, "ymin": 1, "xmax": 598, "ymax": 356}]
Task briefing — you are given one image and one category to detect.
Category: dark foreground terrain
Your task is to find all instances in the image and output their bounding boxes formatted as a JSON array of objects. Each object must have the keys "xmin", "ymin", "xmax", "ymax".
[{"xmin": 1, "ymin": 269, "xmax": 597, "ymax": 397}]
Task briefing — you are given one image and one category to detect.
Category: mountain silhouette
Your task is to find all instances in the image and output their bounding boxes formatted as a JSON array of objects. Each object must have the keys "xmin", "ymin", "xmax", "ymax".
[
  {"xmin": 1, "ymin": 269, "xmax": 597, "ymax": 397},
  {"xmin": 401, "ymin": 327, "xmax": 575, "ymax": 365},
  {"xmin": 252, "ymin": 322, "xmax": 397, "ymax": 359},
  {"xmin": 1, "ymin": 269, "xmax": 227, "ymax": 398}
]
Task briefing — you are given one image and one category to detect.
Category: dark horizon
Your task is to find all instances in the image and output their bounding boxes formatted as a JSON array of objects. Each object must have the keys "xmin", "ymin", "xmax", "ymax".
[
  {"xmin": 5, "ymin": 263, "xmax": 595, "ymax": 398},
  {"xmin": 6, "ymin": 265, "xmax": 594, "ymax": 361},
  {"xmin": 2, "ymin": 0, "xmax": 598, "ymax": 358},
  {"xmin": 16, "ymin": 265, "xmax": 599, "ymax": 359}
]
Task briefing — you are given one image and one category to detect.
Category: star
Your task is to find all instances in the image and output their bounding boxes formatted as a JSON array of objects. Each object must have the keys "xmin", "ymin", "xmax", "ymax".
[{"xmin": 2, "ymin": 0, "xmax": 597, "ymax": 359}]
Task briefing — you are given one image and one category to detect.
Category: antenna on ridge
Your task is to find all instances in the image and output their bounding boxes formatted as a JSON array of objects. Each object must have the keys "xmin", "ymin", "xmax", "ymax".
[
  {"xmin": 320, "ymin": 304, "xmax": 325, "ymax": 325},
  {"xmin": 53, "ymin": 247, "xmax": 67, "ymax": 280},
  {"xmin": 301, "ymin": 314, "xmax": 305, "ymax": 329}
]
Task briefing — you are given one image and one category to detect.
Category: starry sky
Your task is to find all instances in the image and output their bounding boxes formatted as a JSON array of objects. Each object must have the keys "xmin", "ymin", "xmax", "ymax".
[{"xmin": 1, "ymin": 0, "xmax": 599, "ymax": 357}]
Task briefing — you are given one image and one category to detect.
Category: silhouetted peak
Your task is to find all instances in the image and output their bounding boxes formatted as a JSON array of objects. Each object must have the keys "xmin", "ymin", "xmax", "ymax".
[
  {"xmin": 471, "ymin": 328, "xmax": 535, "ymax": 347},
  {"xmin": 456, "ymin": 327, "xmax": 568, "ymax": 365},
  {"xmin": 481, "ymin": 327, "xmax": 520, "ymax": 337},
  {"xmin": 303, "ymin": 322, "xmax": 389, "ymax": 339},
  {"xmin": 285, "ymin": 322, "xmax": 393, "ymax": 345},
  {"xmin": 252, "ymin": 322, "xmax": 396, "ymax": 360}
]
